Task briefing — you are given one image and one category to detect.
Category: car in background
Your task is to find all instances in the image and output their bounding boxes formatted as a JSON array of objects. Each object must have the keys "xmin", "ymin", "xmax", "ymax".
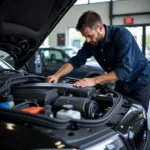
[
  {"xmin": 2, "ymin": 46, "xmax": 104, "ymax": 79},
  {"xmin": 52, "ymin": 45, "xmax": 78, "ymax": 57},
  {"xmin": 0, "ymin": 0, "xmax": 149, "ymax": 150},
  {"xmin": 39, "ymin": 46, "xmax": 104, "ymax": 79},
  {"xmin": 50, "ymin": 45, "xmax": 96, "ymax": 62}
]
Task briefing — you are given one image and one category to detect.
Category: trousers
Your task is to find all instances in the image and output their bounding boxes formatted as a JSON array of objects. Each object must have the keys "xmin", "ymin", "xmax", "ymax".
[{"xmin": 115, "ymin": 81, "xmax": 150, "ymax": 113}]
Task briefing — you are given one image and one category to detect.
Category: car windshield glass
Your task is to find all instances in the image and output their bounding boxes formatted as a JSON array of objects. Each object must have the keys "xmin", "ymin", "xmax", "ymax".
[
  {"xmin": 63, "ymin": 47, "xmax": 95, "ymax": 62},
  {"xmin": 64, "ymin": 48, "xmax": 77, "ymax": 57},
  {"xmin": 0, "ymin": 60, "xmax": 12, "ymax": 69},
  {"xmin": 0, "ymin": 50, "xmax": 15, "ymax": 69}
]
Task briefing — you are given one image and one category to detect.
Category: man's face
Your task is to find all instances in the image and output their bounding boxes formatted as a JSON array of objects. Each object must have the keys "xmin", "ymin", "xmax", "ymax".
[{"xmin": 81, "ymin": 25, "xmax": 103, "ymax": 46}]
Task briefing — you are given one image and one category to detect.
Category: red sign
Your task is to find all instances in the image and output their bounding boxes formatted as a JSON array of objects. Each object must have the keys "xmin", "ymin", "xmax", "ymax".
[{"xmin": 124, "ymin": 17, "xmax": 134, "ymax": 25}]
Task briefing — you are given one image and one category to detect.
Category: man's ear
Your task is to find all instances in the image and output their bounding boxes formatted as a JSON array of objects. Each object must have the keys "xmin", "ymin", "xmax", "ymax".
[
  {"xmin": 99, "ymin": 24, "xmax": 103, "ymax": 31},
  {"xmin": 97, "ymin": 24, "xmax": 103, "ymax": 32}
]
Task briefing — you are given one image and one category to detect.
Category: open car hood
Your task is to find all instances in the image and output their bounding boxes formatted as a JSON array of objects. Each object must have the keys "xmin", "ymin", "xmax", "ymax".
[{"xmin": 0, "ymin": 0, "xmax": 76, "ymax": 68}]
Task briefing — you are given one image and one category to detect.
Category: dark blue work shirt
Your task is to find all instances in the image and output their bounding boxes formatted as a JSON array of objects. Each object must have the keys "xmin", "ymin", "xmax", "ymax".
[{"xmin": 68, "ymin": 25, "xmax": 150, "ymax": 93}]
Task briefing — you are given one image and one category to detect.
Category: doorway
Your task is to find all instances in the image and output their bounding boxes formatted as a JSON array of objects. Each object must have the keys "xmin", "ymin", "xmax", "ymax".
[
  {"xmin": 126, "ymin": 26, "xmax": 143, "ymax": 51},
  {"xmin": 124, "ymin": 25, "xmax": 150, "ymax": 60}
]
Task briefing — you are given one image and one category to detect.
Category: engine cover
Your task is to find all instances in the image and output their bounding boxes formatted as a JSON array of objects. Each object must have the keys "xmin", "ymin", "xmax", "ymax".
[{"xmin": 13, "ymin": 83, "xmax": 96, "ymax": 98}]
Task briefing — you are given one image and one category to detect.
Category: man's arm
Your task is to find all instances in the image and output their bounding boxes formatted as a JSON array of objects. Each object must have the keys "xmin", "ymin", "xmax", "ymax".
[
  {"xmin": 47, "ymin": 42, "xmax": 93, "ymax": 83},
  {"xmin": 46, "ymin": 63, "xmax": 73, "ymax": 83},
  {"xmin": 73, "ymin": 71, "xmax": 119, "ymax": 87},
  {"xmin": 53, "ymin": 63, "xmax": 74, "ymax": 77},
  {"xmin": 94, "ymin": 71, "xmax": 119, "ymax": 84}
]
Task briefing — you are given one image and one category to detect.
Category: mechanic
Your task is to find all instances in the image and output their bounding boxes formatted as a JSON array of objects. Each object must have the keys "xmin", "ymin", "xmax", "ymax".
[{"xmin": 46, "ymin": 10, "xmax": 150, "ymax": 112}]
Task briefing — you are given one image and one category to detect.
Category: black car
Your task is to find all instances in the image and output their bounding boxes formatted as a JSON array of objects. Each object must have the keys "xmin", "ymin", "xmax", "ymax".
[
  {"xmin": 0, "ymin": 0, "xmax": 149, "ymax": 150},
  {"xmin": 49, "ymin": 46, "xmax": 79, "ymax": 57},
  {"xmin": 2, "ymin": 45, "xmax": 105, "ymax": 79},
  {"xmin": 39, "ymin": 46, "xmax": 104, "ymax": 79}
]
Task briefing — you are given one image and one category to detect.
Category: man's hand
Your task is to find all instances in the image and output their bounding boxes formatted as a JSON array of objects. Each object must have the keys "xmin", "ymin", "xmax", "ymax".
[
  {"xmin": 46, "ymin": 74, "xmax": 60, "ymax": 83},
  {"xmin": 46, "ymin": 63, "xmax": 74, "ymax": 83},
  {"xmin": 73, "ymin": 78, "xmax": 96, "ymax": 88},
  {"xmin": 73, "ymin": 71, "xmax": 119, "ymax": 88}
]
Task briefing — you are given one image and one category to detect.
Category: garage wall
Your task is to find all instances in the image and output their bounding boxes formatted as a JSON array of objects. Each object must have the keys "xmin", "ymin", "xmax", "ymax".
[
  {"xmin": 46, "ymin": 0, "xmax": 150, "ymax": 46},
  {"xmin": 113, "ymin": 0, "xmax": 150, "ymax": 25}
]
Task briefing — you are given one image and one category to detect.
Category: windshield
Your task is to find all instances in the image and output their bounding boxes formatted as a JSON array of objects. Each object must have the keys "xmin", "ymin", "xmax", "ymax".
[
  {"xmin": 63, "ymin": 47, "xmax": 96, "ymax": 62},
  {"xmin": 0, "ymin": 60, "xmax": 12, "ymax": 69},
  {"xmin": 0, "ymin": 51, "xmax": 15, "ymax": 70},
  {"xmin": 64, "ymin": 48, "xmax": 77, "ymax": 57}
]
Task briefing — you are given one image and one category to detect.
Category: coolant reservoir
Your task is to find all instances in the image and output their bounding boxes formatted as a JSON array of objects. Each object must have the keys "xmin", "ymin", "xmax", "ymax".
[
  {"xmin": 56, "ymin": 104, "xmax": 81, "ymax": 120},
  {"xmin": 0, "ymin": 95, "xmax": 14, "ymax": 109}
]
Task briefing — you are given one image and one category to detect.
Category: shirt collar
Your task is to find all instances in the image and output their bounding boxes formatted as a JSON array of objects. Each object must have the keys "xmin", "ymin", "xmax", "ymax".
[{"xmin": 103, "ymin": 24, "xmax": 112, "ymax": 43}]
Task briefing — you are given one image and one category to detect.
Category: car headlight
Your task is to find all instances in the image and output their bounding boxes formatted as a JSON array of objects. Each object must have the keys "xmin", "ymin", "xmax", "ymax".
[{"xmin": 86, "ymin": 134, "xmax": 127, "ymax": 150}]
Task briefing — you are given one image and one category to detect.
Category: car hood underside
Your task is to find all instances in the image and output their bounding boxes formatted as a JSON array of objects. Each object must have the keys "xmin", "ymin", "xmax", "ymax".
[{"xmin": 0, "ymin": 0, "xmax": 76, "ymax": 68}]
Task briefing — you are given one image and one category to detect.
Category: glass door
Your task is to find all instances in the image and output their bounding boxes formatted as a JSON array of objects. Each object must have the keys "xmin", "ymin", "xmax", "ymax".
[
  {"xmin": 145, "ymin": 26, "xmax": 150, "ymax": 60},
  {"xmin": 126, "ymin": 26, "xmax": 143, "ymax": 51},
  {"xmin": 68, "ymin": 28, "xmax": 85, "ymax": 49}
]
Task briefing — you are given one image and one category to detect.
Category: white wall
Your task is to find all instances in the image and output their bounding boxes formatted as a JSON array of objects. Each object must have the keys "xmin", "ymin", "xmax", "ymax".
[
  {"xmin": 113, "ymin": 0, "xmax": 150, "ymax": 25},
  {"xmin": 46, "ymin": 0, "xmax": 150, "ymax": 46}
]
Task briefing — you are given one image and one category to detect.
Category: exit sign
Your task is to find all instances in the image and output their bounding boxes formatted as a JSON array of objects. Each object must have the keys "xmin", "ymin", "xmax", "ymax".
[{"xmin": 124, "ymin": 17, "xmax": 134, "ymax": 25}]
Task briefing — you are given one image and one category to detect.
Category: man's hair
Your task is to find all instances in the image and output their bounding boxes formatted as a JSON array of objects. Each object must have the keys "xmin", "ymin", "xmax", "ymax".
[{"xmin": 76, "ymin": 10, "xmax": 102, "ymax": 31}]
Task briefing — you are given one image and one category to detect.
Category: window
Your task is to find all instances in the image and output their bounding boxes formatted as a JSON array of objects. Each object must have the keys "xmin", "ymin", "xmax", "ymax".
[
  {"xmin": 0, "ymin": 59, "xmax": 13, "ymax": 69},
  {"xmin": 74, "ymin": 0, "xmax": 88, "ymax": 5},
  {"xmin": 145, "ymin": 26, "xmax": 150, "ymax": 60},
  {"xmin": 63, "ymin": 47, "xmax": 78, "ymax": 57},
  {"xmin": 74, "ymin": 0, "xmax": 119, "ymax": 5},
  {"xmin": 49, "ymin": 50, "xmax": 63, "ymax": 60},
  {"xmin": 41, "ymin": 49, "xmax": 64, "ymax": 63},
  {"xmin": 0, "ymin": 51, "xmax": 15, "ymax": 68},
  {"xmin": 68, "ymin": 28, "xmax": 85, "ymax": 49},
  {"xmin": 125, "ymin": 27, "xmax": 143, "ymax": 51},
  {"xmin": 42, "ymin": 50, "xmax": 50, "ymax": 59},
  {"xmin": 90, "ymin": 0, "xmax": 110, "ymax": 3}
]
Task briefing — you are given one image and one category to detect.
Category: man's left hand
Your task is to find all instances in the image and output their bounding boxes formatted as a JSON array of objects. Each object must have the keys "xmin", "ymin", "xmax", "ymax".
[{"xmin": 73, "ymin": 78, "xmax": 96, "ymax": 88}]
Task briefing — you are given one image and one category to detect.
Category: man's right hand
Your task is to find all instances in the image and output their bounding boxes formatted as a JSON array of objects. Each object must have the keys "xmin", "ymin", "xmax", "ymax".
[
  {"xmin": 46, "ymin": 63, "xmax": 74, "ymax": 83},
  {"xmin": 46, "ymin": 74, "xmax": 60, "ymax": 83}
]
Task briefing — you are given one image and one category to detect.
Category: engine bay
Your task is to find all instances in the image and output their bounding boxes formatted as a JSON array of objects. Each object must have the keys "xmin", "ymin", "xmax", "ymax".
[{"xmin": 0, "ymin": 76, "xmax": 119, "ymax": 120}]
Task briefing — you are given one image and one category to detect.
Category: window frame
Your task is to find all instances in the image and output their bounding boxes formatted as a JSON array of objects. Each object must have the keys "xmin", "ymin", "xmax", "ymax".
[{"xmin": 74, "ymin": 0, "xmax": 119, "ymax": 5}]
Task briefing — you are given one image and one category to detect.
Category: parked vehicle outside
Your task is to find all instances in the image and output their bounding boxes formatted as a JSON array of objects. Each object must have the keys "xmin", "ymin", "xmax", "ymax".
[{"xmin": 39, "ymin": 46, "xmax": 103, "ymax": 79}]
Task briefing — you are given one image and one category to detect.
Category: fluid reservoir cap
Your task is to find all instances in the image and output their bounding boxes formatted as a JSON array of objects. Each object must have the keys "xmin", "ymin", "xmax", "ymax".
[{"xmin": 63, "ymin": 104, "xmax": 73, "ymax": 110}]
